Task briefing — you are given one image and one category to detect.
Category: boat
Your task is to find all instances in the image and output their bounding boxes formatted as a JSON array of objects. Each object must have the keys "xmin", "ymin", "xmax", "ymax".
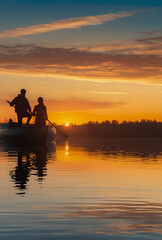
[{"xmin": 0, "ymin": 122, "xmax": 56, "ymax": 142}]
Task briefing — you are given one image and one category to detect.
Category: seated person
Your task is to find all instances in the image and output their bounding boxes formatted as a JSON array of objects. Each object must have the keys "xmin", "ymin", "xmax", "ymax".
[{"xmin": 33, "ymin": 97, "xmax": 48, "ymax": 127}]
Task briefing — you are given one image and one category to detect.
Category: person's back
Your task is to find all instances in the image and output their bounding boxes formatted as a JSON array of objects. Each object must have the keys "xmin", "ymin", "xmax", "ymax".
[
  {"xmin": 33, "ymin": 97, "xmax": 47, "ymax": 127},
  {"xmin": 10, "ymin": 89, "xmax": 31, "ymax": 126},
  {"xmin": 11, "ymin": 94, "xmax": 31, "ymax": 116}
]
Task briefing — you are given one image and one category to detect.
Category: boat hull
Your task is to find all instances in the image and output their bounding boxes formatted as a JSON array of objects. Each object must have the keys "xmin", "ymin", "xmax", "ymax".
[{"xmin": 0, "ymin": 126, "xmax": 56, "ymax": 142}]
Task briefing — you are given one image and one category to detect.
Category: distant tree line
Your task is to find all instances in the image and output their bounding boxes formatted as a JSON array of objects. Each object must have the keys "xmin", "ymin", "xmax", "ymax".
[{"xmin": 59, "ymin": 119, "xmax": 162, "ymax": 138}]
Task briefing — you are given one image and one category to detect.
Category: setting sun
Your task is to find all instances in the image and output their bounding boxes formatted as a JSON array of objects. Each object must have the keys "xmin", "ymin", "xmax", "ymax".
[{"xmin": 65, "ymin": 123, "xmax": 70, "ymax": 127}]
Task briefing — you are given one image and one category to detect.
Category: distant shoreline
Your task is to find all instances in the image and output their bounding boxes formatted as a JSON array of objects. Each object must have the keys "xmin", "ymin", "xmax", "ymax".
[{"xmin": 59, "ymin": 120, "xmax": 162, "ymax": 138}]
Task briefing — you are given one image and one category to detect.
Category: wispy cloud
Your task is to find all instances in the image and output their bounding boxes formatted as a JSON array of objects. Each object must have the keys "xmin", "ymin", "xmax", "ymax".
[
  {"xmin": 44, "ymin": 99, "xmax": 125, "ymax": 111},
  {"xmin": 83, "ymin": 37, "xmax": 162, "ymax": 55},
  {"xmin": 89, "ymin": 91, "xmax": 128, "ymax": 95},
  {"xmin": 0, "ymin": 11, "xmax": 139, "ymax": 38},
  {"xmin": 137, "ymin": 30, "xmax": 161, "ymax": 35},
  {"xmin": 136, "ymin": 35, "xmax": 162, "ymax": 43}
]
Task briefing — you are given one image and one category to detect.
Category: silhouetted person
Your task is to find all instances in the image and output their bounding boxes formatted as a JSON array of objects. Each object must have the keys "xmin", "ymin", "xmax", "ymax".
[
  {"xmin": 32, "ymin": 148, "xmax": 47, "ymax": 181},
  {"xmin": 33, "ymin": 97, "xmax": 47, "ymax": 127},
  {"xmin": 10, "ymin": 151, "xmax": 31, "ymax": 195},
  {"xmin": 10, "ymin": 89, "xmax": 32, "ymax": 127}
]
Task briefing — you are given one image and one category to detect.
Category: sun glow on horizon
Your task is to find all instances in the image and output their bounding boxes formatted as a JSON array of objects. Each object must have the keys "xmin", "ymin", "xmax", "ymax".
[{"xmin": 0, "ymin": 2, "xmax": 162, "ymax": 125}]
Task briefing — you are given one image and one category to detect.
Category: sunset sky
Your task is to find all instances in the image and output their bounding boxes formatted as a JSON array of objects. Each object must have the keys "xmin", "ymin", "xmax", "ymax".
[{"xmin": 0, "ymin": 0, "xmax": 162, "ymax": 124}]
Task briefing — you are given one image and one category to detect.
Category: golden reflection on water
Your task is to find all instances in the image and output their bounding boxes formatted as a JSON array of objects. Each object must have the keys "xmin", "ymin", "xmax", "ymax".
[
  {"xmin": 1, "ymin": 138, "xmax": 162, "ymax": 239},
  {"xmin": 65, "ymin": 141, "xmax": 69, "ymax": 155}
]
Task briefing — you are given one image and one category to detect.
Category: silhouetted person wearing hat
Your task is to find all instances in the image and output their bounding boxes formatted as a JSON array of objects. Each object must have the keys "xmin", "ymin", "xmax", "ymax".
[
  {"xmin": 10, "ymin": 89, "xmax": 32, "ymax": 127},
  {"xmin": 33, "ymin": 97, "xmax": 48, "ymax": 127}
]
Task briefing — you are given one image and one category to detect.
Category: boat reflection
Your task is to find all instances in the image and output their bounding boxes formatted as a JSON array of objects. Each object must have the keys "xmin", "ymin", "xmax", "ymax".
[{"xmin": 1, "ymin": 141, "xmax": 56, "ymax": 195}]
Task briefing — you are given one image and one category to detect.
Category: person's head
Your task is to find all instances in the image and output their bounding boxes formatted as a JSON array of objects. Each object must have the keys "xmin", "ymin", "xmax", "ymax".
[
  {"xmin": 20, "ymin": 89, "xmax": 26, "ymax": 96},
  {"xmin": 38, "ymin": 97, "xmax": 43, "ymax": 104}
]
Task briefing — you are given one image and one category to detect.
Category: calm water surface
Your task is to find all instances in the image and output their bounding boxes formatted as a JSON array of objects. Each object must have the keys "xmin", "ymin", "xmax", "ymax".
[{"xmin": 0, "ymin": 138, "xmax": 162, "ymax": 240}]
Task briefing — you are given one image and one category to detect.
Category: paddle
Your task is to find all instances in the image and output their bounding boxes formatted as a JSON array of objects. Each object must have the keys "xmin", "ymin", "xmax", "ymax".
[
  {"xmin": 6, "ymin": 100, "xmax": 11, "ymax": 105},
  {"xmin": 47, "ymin": 119, "xmax": 68, "ymax": 139}
]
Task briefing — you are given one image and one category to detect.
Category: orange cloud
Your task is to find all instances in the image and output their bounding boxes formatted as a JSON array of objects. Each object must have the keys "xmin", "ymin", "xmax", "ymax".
[
  {"xmin": 83, "ymin": 37, "xmax": 162, "ymax": 55},
  {"xmin": 0, "ymin": 11, "xmax": 138, "ymax": 38},
  {"xmin": 0, "ymin": 42, "xmax": 162, "ymax": 83},
  {"xmin": 43, "ymin": 99, "xmax": 126, "ymax": 111},
  {"xmin": 89, "ymin": 91, "xmax": 128, "ymax": 95}
]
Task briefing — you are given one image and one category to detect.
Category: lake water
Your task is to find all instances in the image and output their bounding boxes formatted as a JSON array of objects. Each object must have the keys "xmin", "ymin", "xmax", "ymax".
[{"xmin": 0, "ymin": 138, "xmax": 162, "ymax": 240}]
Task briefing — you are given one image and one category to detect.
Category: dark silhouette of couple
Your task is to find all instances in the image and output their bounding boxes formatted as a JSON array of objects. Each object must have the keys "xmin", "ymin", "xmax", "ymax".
[
  {"xmin": 9, "ymin": 89, "xmax": 48, "ymax": 127},
  {"xmin": 10, "ymin": 148, "xmax": 48, "ymax": 195}
]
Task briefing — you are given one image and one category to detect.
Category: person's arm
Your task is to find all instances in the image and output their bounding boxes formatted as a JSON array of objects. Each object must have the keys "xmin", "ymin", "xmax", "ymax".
[
  {"xmin": 10, "ymin": 97, "xmax": 16, "ymax": 106},
  {"xmin": 45, "ymin": 106, "xmax": 48, "ymax": 120},
  {"xmin": 26, "ymin": 99, "xmax": 31, "ymax": 113},
  {"xmin": 33, "ymin": 106, "xmax": 36, "ymax": 116}
]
